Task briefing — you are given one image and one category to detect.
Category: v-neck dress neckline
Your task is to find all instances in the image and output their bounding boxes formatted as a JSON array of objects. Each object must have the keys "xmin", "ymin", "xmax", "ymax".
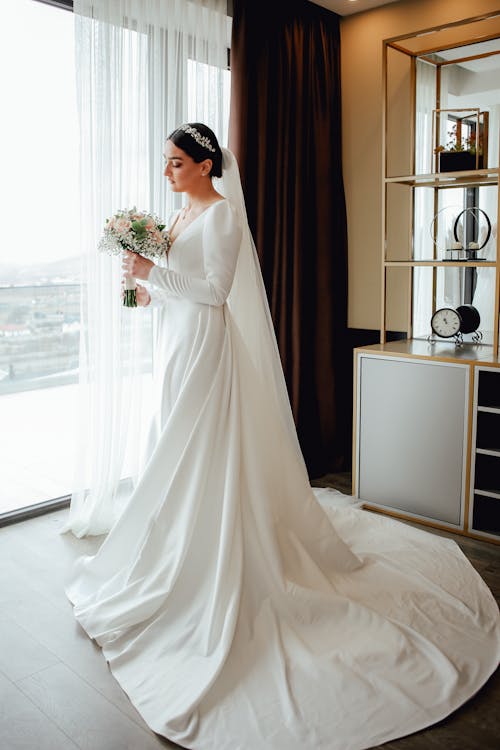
[{"xmin": 168, "ymin": 199, "xmax": 226, "ymax": 249}]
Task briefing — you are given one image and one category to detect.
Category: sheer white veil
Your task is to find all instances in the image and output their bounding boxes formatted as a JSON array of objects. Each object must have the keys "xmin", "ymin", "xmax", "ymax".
[{"xmin": 216, "ymin": 148, "xmax": 306, "ymax": 470}]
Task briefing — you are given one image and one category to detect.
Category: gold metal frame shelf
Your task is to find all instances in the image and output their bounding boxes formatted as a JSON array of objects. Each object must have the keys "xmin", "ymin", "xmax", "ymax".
[
  {"xmin": 353, "ymin": 12, "xmax": 500, "ymax": 545},
  {"xmin": 382, "ymin": 13, "xmax": 500, "ymax": 357}
]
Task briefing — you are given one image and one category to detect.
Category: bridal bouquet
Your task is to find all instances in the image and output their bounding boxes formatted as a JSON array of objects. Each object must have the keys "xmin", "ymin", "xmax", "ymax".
[{"xmin": 98, "ymin": 208, "xmax": 169, "ymax": 307}]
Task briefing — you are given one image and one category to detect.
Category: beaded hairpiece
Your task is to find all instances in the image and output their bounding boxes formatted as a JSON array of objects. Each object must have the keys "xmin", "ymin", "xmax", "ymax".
[{"xmin": 177, "ymin": 124, "xmax": 216, "ymax": 153}]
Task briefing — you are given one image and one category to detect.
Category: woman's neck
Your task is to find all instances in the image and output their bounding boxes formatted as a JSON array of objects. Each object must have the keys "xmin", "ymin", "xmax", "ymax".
[{"xmin": 185, "ymin": 182, "xmax": 221, "ymax": 210}]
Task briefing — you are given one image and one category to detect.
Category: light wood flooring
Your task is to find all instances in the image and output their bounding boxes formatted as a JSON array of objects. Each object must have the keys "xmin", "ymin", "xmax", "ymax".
[{"xmin": 0, "ymin": 481, "xmax": 499, "ymax": 750}]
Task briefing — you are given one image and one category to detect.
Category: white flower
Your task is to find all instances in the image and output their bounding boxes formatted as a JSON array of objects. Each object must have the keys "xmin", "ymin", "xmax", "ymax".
[{"xmin": 99, "ymin": 207, "xmax": 169, "ymax": 260}]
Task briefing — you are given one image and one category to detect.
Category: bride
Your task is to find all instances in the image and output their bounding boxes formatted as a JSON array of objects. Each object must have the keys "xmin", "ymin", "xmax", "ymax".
[{"xmin": 65, "ymin": 123, "xmax": 500, "ymax": 750}]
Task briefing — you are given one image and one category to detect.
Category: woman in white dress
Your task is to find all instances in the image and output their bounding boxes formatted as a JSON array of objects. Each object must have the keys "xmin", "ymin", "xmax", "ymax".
[{"xmin": 65, "ymin": 123, "xmax": 500, "ymax": 750}]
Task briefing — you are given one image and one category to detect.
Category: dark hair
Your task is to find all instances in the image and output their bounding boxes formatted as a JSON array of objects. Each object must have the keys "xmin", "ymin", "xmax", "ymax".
[{"xmin": 167, "ymin": 122, "xmax": 223, "ymax": 178}]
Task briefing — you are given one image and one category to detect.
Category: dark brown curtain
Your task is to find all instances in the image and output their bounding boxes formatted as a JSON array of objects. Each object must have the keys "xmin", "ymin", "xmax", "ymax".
[{"xmin": 229, "ymin": 0, "xmax": 349, "ymax": 477}]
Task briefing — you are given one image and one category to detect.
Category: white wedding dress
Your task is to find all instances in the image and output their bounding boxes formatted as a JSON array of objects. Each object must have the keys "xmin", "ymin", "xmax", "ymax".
[{"xmin": 65, "ymin": 158, "xmax": 500, "ymax": 750}]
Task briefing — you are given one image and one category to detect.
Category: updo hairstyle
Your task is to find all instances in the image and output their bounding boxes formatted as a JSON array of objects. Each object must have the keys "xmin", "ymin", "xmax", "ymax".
[{"xmin": 167, "ymin": 122, "xmax": 223, "ymax": 178}]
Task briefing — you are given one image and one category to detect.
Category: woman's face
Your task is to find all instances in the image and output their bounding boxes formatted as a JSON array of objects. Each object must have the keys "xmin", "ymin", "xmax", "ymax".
[{"xmin": 163, "ymin": 140, "xmax": 212, "ymax": 192}]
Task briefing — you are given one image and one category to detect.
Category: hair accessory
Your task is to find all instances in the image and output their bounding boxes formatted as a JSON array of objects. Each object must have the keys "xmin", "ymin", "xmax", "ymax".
[{"xmin": 178, "ymin": 124, "xmax": 216, "ymax": 153}]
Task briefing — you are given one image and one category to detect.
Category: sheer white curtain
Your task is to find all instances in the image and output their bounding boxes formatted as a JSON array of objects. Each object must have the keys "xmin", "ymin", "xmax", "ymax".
[{"xmin": 62, "ymin": 0, "xmax": 229, "ymax": 537}]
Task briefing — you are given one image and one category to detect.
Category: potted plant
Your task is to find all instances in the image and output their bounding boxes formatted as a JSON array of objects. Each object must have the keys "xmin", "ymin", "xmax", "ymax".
[{"xmin": 434, "ymin": 124, "xmax": 484, "ymax": 173}]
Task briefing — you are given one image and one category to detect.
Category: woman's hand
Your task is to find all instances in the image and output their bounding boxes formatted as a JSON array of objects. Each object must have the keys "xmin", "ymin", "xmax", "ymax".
[
  {"xmin": 122, "ymin": 250, "xmax": 154, "ymax": 280},
  {"xmin": 121, "ymin": 279, "xmax": 151, "ymax": 307}
]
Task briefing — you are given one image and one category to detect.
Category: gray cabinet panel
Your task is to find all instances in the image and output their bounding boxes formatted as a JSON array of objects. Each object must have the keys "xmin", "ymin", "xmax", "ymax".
[{"xmin": 358, "ymin": 356, "xmax": 468, "ymax": 525}]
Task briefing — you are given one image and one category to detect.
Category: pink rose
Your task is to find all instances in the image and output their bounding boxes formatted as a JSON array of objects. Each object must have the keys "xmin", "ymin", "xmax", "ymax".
[{"xmin": 115, "ymin": 217, "xmax": 132, "ymax": 233}]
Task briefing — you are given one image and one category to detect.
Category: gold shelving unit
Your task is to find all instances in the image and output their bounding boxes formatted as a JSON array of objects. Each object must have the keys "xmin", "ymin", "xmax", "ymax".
[
  {"xmin": 353, "ymin": 11, "xmax": 500, "ymax": 543},
  {"xmin": 379, "ymin": 11, "xmax": 500, "ymax": 357}
]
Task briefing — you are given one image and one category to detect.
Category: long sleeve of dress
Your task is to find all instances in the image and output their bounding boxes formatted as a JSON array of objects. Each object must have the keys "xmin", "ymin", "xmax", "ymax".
[
  {"xmin": 146, "ymin": 284, "xmax": 170, "ymax": 307},
  {"xmin": 147, "ymin": 200, "xmax": 242, "ymax": 307}
]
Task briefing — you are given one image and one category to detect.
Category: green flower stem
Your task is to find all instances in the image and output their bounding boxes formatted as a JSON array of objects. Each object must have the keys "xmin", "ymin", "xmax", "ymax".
[{"xmin": 123, "ymin": 289, "xmax": 137, "ymax": 308}]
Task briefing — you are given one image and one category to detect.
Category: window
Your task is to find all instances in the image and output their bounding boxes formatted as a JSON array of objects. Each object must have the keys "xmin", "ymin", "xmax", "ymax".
[
  {"xmin": 0, "ymin": 0, "xmax": 232, "ymax": 522},
  {"xmin": 0, "ymin": 0, "xmax": 79, "ymax": 517}
]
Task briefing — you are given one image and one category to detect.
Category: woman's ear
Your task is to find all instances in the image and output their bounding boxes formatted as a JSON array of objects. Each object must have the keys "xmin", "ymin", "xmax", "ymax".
[{"xmin": 200, "ymin": 158, "xmax": 213, "ymax": 176}]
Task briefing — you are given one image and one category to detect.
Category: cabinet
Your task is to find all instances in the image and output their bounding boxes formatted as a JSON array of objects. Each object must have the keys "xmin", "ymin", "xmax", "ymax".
[
  {"xmin": 357, "ymin": 354, "xmax": 468, "ymax": 527},
  {"xmin": 354, "ymin": 343, "xmax": 500, "ymax": 540},
  {"xmin": 354, "ymin": 14, "xmax": 500, "ymax": 543}
]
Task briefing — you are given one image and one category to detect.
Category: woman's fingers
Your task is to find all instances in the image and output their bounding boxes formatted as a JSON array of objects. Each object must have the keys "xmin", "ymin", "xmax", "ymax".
[
  {"xmin": 122, "ymin": 252, "xmax": 139, "ymax": 274},
  {"xmin": 121, "ymin": 251, "xmax": 153, "ymax": 280}
]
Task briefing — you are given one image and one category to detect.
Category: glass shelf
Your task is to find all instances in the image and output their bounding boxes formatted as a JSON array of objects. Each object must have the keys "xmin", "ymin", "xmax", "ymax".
[
  {"xmin": 386, "ymin": 181, "xmax": 497, "ymax": 263},
  {"xmin": 385, "ymin": 169, "xmax": 499, "ymax": 188},
  {"xmin": 383, "ymin": 265, "xmax": 497, "ymax": 347},
  {"xmin": 385, "ymin": 260, "xmax": 496, "ymax": 267}
]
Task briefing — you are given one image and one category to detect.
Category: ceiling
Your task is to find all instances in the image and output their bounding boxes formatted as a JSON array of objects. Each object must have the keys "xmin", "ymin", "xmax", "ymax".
[
  {"xmin": 436, "ymin": 39, "xmax": 500, "ymax": 73},
  {"xmin": 309, "ymin": 0, "xmax": 401, "ymax": 16}
]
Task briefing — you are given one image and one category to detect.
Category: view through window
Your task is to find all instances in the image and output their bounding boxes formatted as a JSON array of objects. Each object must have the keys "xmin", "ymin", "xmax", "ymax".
[
  {"xmin": 0, "ymin": 1, "xmax": 232, "ymax": 519},
  {"xmin": 0, "ymin": 0, "xmax": 80, "ymax": 515}
]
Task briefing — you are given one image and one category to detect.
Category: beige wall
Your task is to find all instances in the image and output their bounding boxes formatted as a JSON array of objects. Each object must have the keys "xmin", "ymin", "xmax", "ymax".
[{"xmin": 341, "ymin": 0, "xmax": 500, "ymax": 329}]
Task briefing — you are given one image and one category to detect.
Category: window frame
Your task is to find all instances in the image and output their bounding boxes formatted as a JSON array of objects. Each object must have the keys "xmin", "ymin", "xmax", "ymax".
[{"xmin": 33, "ymin": 0, "xmax": 73, "ymax": 11}]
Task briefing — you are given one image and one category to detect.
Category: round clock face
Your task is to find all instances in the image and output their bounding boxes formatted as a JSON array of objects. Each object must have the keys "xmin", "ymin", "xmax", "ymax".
[{"xmin": 431, "ymin": 307, "xmax": 461, "ymax": 338}]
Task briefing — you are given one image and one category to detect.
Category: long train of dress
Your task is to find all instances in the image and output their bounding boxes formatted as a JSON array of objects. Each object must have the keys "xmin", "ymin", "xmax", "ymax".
[{"xmin": 65, "ymin": 200, "xmax": 500, "ymax": 750}]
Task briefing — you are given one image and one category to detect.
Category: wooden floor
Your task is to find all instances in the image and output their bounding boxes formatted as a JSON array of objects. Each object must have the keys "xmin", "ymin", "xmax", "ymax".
[
  {"xmin": 0, "ymin": 510, "xmax": 176, "ymax": 750},
  {"xmin": 0, "ymin": 483, "xmax": 498, "ymax": 750}
]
